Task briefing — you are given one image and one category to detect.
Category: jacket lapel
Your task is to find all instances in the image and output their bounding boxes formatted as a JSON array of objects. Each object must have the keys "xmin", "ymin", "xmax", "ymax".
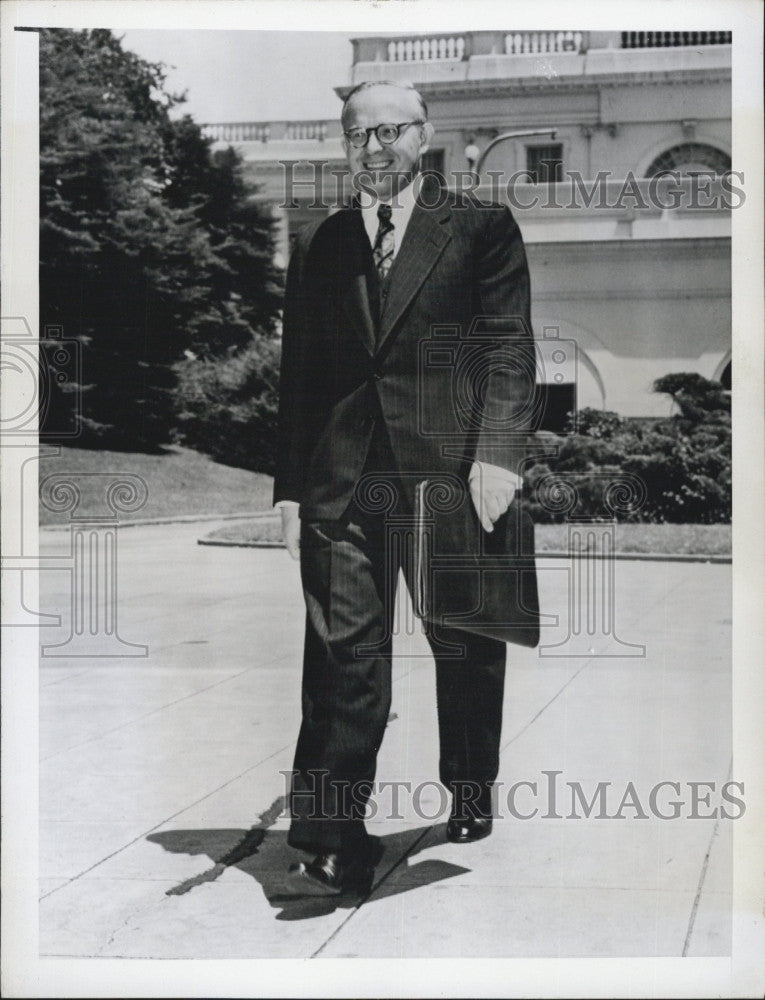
[
  {"xmin": 338, "ymin": 207, "xmax": 376, "ymax": 357},
  {"xmin": 377, "ymin": 187, "xmax": 451, "ymax": 353}
]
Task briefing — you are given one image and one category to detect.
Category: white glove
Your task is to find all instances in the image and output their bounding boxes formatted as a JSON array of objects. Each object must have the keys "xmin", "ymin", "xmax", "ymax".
[{"xmin": 469, "ymin": 462, "xmax": 523, "ymax": 533}]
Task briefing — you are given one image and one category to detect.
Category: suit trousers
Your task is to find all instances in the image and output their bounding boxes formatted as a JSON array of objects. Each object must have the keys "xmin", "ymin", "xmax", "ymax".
[{"xmin": 287, "ymin": 434, "xmax": 507, "ymax": 855}]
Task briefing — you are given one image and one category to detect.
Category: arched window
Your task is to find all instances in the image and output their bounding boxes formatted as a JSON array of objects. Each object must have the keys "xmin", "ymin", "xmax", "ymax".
[{"xmin": 645, "ymin": 143, "xmax": 731, "ymax": 177}]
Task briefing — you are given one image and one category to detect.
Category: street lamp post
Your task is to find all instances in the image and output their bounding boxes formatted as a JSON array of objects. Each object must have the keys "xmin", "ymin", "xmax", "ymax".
[
  {"xmin": 465, "ymin": 128, "xmax": 557, "ymax": 181},
  {"xmin": 464, "ymin": 140, "xmax": 481, "ymax": 176}
]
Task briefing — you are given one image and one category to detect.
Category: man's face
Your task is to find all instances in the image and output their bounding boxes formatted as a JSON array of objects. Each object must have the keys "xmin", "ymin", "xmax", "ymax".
[{"xmin": 343, "ymin": 85, "xmax": 434, "ymax": 201}]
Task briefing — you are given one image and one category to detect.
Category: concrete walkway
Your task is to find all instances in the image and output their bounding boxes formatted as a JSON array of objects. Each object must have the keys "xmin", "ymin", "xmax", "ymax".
[{"xmin": 38, "ymin": 520, "xmax": 732, "ymax": 959}]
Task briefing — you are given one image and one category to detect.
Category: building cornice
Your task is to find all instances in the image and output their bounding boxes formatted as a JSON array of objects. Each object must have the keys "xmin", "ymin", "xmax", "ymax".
[{"xmin": 405, "ymin": 68, "xmax": 731, "ymax": 102}]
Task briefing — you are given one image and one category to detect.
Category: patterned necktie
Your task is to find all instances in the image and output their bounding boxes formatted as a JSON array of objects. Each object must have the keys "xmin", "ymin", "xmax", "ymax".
[{"xmin": 372, "ymin": 203, "xmax": 395, "ymax": 280}]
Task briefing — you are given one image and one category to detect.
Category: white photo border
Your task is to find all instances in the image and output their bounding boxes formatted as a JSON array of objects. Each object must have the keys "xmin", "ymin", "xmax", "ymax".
[{"xmin": 1, "ymin": 1, "xmax": 763, "ymax": 997}]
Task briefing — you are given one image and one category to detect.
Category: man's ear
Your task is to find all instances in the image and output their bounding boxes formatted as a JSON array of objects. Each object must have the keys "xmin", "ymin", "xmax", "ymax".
[{"xmin": 419, "ymin": 121, "xmax": 435, "ymax": 152}]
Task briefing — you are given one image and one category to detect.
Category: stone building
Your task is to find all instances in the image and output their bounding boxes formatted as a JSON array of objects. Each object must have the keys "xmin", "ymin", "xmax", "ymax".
[{"xmin": 203, "ymin": 30, "xmax": 732, "ymax": 419}]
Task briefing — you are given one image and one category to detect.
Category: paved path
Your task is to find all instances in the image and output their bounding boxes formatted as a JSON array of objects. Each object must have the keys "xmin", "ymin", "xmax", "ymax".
[{"xmin": 38, "ymin": 521, "xmax": 732, "ymax": 959}]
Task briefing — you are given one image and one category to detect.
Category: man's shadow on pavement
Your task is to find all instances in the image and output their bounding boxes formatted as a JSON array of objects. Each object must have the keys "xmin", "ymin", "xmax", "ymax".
[{"xmin": 148, "ymin": 797, "xmax": 470, "ymax": 921}]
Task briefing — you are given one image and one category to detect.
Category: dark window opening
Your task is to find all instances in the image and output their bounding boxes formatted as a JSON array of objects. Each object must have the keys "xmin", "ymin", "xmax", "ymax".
[
  {"xmin": 536, "ymin": 382, "xmax": 576, "ymax": 432},
  {"xmin": 526, "ymin": 144, "xmax": 563, "ymax": 184}
]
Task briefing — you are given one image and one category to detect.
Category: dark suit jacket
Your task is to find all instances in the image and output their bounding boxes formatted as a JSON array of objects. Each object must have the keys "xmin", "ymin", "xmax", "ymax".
[{"xmin": 273, "ymin": 177, "xmax": 534, "ymax": 521}]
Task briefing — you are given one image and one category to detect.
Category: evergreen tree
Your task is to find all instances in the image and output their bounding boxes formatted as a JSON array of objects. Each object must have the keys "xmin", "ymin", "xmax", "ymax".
[{"xmin": 39, "ymin": 28, "xmax": 282, "ymax": 449}]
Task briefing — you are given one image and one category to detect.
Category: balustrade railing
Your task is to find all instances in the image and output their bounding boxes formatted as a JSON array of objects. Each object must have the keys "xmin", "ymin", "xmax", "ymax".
[
  {"xmin": 201, "ymin": 122, "xmax": 270, "ymax": 142},
  {"xmin": 382, "ymin": 31, "xmax": 591, "ymax": 61},
  {"xmin": 387, "ymin": 34, "xmax": 467, "ymax": 61},
  {"xmin": 505, "ymin": 31, "xmax": 587, "ymax": 55},
  {"xmin": 285, "ymin": 121, "xmax": 329, "ymax": 140},
  {"xmin": 201, "ymin": 120, "xmax": 334, "ymax": 143}
]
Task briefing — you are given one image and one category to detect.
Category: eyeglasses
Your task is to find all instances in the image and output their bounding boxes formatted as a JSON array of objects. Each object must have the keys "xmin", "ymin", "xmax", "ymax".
[{"xmin": 343, "ymin": 121, "xmax": 423, "ymax": 149}]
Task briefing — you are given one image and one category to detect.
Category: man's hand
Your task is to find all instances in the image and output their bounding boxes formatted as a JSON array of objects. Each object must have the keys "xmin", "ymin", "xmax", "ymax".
[
  {"xmin": 469, "ymin": 462, "xmax": 520, "ymax": 533},
  {"xmin": 279, "ymin": 503, "xmax": 300, "ymax": 560}
]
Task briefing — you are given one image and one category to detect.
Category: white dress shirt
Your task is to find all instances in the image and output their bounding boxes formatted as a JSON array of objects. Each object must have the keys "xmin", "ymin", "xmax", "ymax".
[
  {"xmin": 359, "ymin": 173, "xmax": 420, "ymax": 260},
  {"xmin": 276, "ymin": 173, "xmax": 522, "ymax": 510}
]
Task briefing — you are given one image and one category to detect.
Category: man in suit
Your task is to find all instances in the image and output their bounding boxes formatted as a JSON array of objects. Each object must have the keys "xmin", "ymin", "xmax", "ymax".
[{"xmin": 274, "ymin": 80, "xmax": 534, "ymax": 895}]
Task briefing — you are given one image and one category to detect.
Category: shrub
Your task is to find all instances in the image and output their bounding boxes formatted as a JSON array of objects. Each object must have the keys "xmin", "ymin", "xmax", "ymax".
[
  {"xmin": 565, "ymin": 407, "xmax": 625, "ymax": 439},
  {"xmin": 173, "ymin": 336, "xmax": 281, "ymax": 474},
  {"xmin": 525, "ymin": 374, "xmax": 730, "ymax": 524}
]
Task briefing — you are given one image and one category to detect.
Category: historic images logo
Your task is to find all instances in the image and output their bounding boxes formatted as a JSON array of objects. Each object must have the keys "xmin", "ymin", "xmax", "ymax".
[
  {"xmin": 280, "ymin": 770, "xmax": 746, "ymax": 822},
  {"xmin": 276, "ymin": 162, "xmax": 745, "ymax": 213}
]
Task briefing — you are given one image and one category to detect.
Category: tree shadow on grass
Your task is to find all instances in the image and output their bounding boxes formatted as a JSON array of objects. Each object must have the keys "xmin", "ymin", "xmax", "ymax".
[{"xmin": 147, "ymin": 796, "xmax": 470, "ymax": 922}]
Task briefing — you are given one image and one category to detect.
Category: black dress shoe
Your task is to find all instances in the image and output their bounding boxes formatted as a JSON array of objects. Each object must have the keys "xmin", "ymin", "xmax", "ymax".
[
  {"xmin": 446, "ymin": 815, "xmax": 493, "ymax": 844},
  {"xmin": 287, "ymin": 851, "xmax": 345, "ymax": 895},
  {"xmin": 446, "ymin": 783, "xmax": 494, "ymax": 843},
  {"xmin": 286, "ymin": 839, "xmax": 384, "ymax": 896}
]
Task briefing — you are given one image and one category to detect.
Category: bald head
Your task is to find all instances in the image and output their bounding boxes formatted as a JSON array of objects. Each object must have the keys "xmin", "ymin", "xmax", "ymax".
[{"xmin": 341, "ymin": 81, "xmax": 428, "ymax": 130}]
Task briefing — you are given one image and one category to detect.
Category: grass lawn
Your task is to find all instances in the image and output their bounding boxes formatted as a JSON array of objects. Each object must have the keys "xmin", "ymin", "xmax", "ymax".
[
  {"xmin": 205, "ymin": 518, "xmax": 731, "ymax": 556},
  {"xmin": 39, "ymin": 444, "xmax": 731, "ymax": 556},
  {"xmin": 39, "ymin": 444, "xmax": 273, "ymax": 525}
]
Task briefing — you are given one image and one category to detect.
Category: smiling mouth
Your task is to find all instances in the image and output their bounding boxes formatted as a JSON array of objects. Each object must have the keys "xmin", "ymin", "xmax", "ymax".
[{"xmin": 363, "ymin": 161, "xmax": 393, "ymax": 171}]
